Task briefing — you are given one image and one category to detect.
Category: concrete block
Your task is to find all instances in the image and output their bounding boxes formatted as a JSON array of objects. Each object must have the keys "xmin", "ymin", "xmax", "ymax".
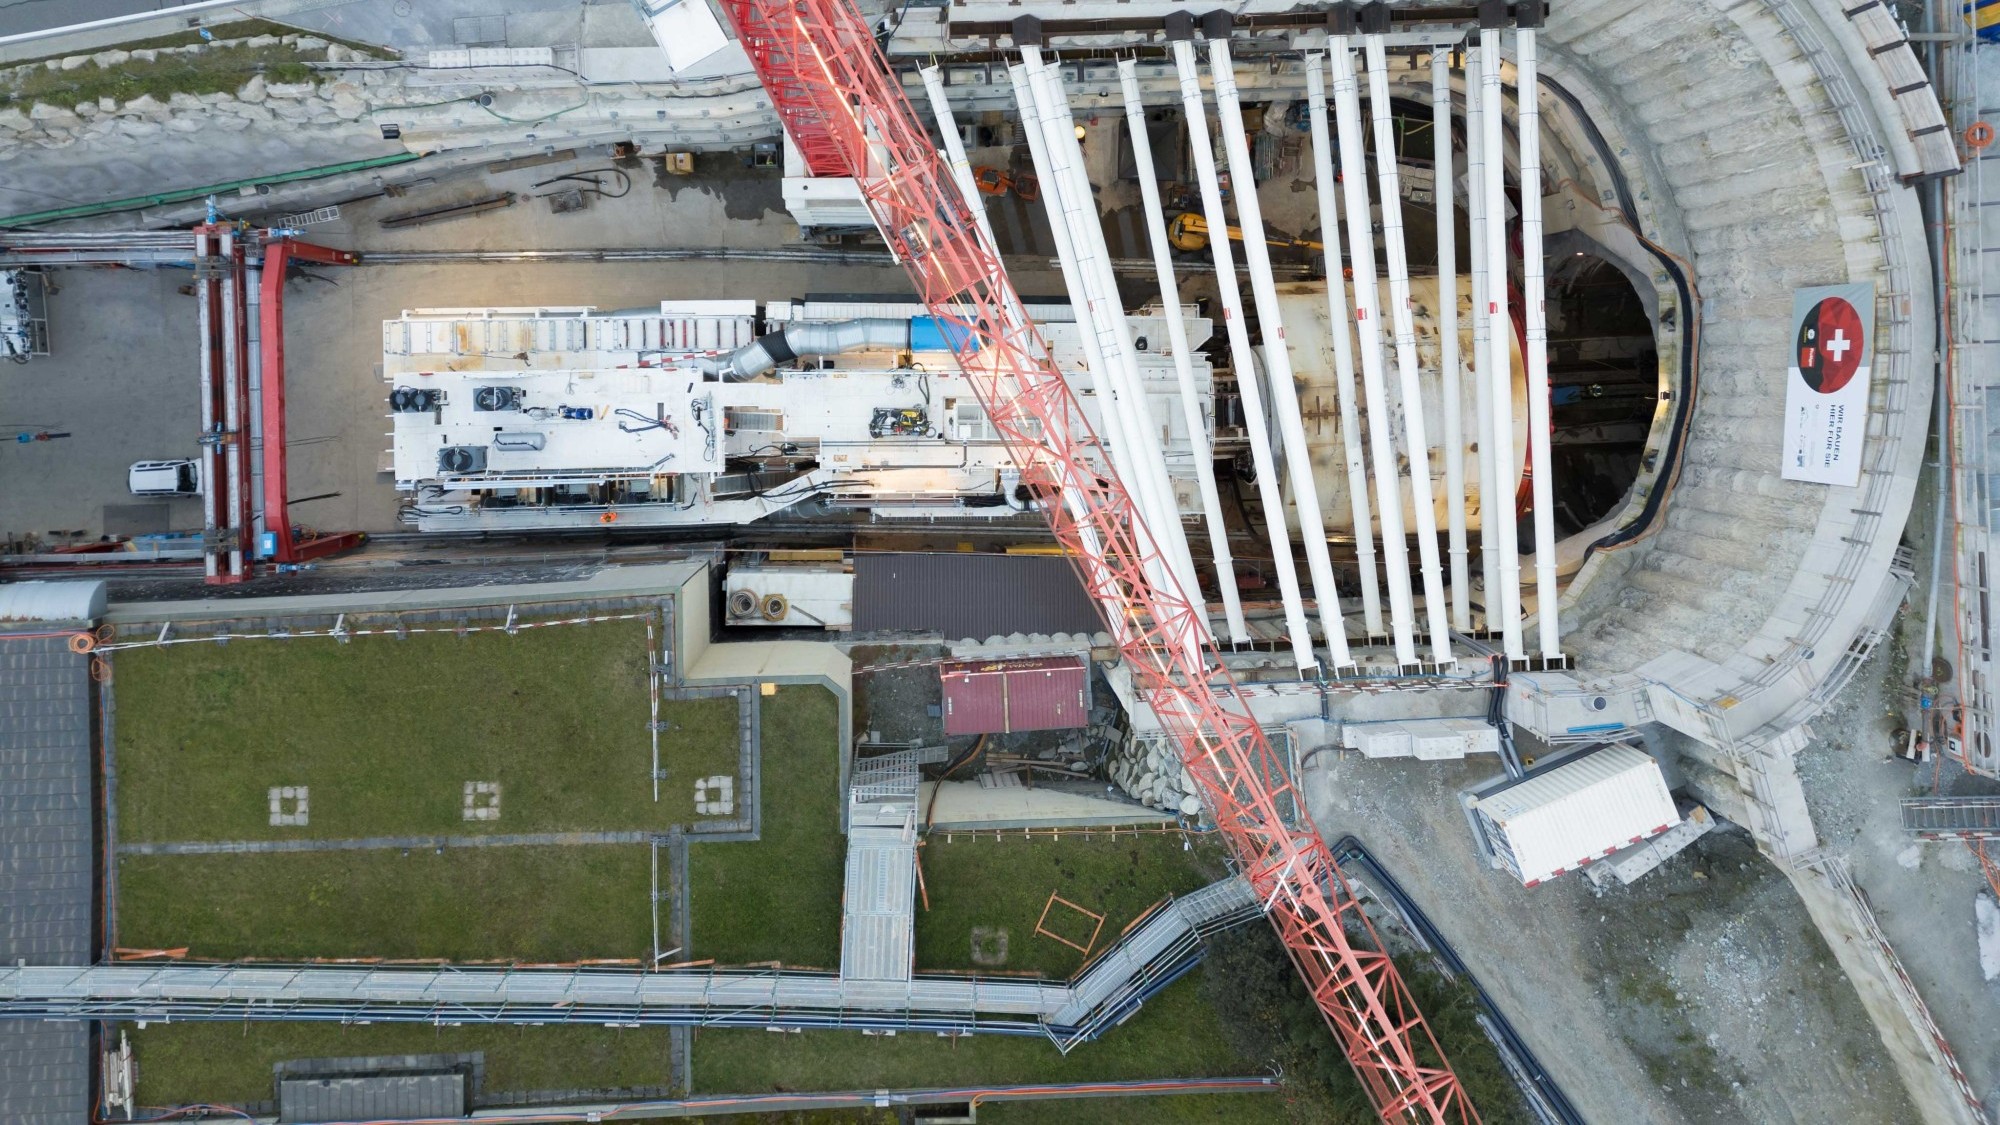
[
  {"xmin": 91, "ymin": 49, "xmax": 130, "ymax": 68},
  {"xmin": 245, "ymin": 35, "xmax": 281, "ymax": 49}
]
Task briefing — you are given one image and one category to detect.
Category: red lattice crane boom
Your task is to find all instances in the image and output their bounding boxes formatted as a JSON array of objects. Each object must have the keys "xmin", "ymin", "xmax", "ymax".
[{"xmin": 716, "ymin": 1, "xmax": 1478, "ymax": 1120}]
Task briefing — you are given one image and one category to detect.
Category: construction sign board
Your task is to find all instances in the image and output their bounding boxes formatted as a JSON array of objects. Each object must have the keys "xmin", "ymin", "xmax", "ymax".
[{"xmin": 1781, "ymin": 282, "xmax": 1875, "ymax": 487}]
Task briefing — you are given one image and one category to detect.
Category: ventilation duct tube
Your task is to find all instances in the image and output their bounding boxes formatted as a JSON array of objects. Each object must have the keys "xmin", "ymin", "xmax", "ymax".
[{"xmin": 698, "ymin": 318, "xmax": 912, "ymax": 381}]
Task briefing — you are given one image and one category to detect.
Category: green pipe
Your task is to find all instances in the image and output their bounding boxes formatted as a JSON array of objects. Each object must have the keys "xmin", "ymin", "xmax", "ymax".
[{"xmin": 0, "ymin": 151, "xmax": 423, "ymax": 228}]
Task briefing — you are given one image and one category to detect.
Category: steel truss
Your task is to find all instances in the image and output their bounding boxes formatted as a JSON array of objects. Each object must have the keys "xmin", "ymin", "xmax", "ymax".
[{"xmin": 717, "ymin": 0, "xmax": 1475, "ymax": 1119}]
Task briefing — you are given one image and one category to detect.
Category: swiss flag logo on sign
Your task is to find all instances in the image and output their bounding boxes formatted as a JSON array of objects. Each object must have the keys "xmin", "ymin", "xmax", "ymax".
[{"xmin": 1795, "ymin": 296, "xmax": 1865, "ymax": 395}]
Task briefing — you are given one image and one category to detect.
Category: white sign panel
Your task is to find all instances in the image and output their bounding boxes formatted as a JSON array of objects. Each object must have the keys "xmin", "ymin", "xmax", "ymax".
[{"xmin": 1781, "ymin": 282, "xmax": 1874, "ymax": 487}]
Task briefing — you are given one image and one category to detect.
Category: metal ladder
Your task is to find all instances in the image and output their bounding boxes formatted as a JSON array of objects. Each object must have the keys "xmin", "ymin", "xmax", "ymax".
[{"xmin": 1899, "ymin": 795, "xmax": 2000, "ymax": 838}]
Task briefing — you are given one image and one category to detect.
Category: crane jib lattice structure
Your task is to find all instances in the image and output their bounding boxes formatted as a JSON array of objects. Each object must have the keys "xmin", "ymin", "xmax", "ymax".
[{"xmin": 717, "ymin": 1, "xmax": 1477, "ymax": 1120}]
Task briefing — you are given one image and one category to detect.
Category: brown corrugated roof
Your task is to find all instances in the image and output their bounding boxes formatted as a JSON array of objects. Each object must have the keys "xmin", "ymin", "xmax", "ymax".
[{"xmin": 941, "ymin": 656, "xmax": 1089, "ymax": 735}]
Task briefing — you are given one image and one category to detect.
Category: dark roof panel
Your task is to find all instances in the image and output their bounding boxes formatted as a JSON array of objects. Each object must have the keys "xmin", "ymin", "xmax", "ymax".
[
  {"xmin": 852, "ymin": 553, "xmax": 1101, "ymax": 639},
  {"xmin": 280, "ymin": 1073, "xmax": 467, "ymax": 1122},
  {"xmin": 0, "ymin": 635, "xmax": 94, "ymax": 1125},
  {"xmin": 0, "ymin": 1021, "xmax": 88, "ymax": 1125}
]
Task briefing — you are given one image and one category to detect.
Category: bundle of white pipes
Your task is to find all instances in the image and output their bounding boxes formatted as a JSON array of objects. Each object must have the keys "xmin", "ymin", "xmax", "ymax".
[
  {"xmin": 1011, "ymin": 49, "xmax": 1210, "ymax": 650},
  {"xmin": 962, "ymin": 5, "xmax": 1563, "ymax": 669}
]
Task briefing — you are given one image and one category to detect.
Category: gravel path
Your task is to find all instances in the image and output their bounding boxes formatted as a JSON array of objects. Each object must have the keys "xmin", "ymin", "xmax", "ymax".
[{"xmin": 1304, "ymin": 748, "xmax": 1913, "ymax": 1124}]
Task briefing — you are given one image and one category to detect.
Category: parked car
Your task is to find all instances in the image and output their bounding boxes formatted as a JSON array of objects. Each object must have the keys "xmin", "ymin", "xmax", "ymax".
[{"xmin": 127, "ymin": 458, "xmax": 202, "ymax": 496}]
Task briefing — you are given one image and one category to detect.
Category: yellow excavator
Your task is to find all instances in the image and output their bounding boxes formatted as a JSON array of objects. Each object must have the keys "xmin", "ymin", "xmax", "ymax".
[{"xmin": 1166, "ymin": 211, "xmax": 1324, "ymax": 255}]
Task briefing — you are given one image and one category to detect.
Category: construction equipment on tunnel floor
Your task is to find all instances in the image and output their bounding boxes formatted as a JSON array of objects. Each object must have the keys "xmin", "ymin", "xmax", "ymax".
[
  {"xmin": 972, "ymin": 165, "xmax": 1041, "ymax": 202},
  {"xmin": 1165, "ymin": 210, "xmax": 1323, "ymax": 255},
  {"xmin": 715, "ymin": 0, "xmax": 1476, "ymax": 1120}
]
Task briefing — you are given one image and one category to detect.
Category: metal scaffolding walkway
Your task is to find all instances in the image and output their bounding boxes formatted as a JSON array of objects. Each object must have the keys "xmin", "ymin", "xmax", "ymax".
[
  {"xmin": 839, "ymin": 746, "xmax": 942, "ymax": 983},
  {"xmin": 1900, "ymin": 796, "xmax": 2000, "ymax": 839},
  {"xmin": 0, "ymin": 873, "xmax": 1256, "ymax": 1048}
]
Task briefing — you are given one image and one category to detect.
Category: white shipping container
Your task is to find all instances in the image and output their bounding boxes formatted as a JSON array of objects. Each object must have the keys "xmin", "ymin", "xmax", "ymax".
[{"xmin": 1470, "ymin": 744, "xmax": 1680, "ymax": 887}]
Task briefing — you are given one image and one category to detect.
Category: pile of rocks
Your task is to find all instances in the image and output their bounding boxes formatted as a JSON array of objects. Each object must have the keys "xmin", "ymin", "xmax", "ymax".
[
  {"xmin": 0, "ymin": 35, "xmax": 379, "ymax": 152},
  {"xmin": 1105, "ymin": 734, "xmax": 1202, "ymax": 818}
]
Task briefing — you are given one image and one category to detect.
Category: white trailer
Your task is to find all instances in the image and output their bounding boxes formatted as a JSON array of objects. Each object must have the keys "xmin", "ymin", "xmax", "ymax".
[{"xmin": 1466, "ymin": 743, "xmax": 1680, "ymax": 887}]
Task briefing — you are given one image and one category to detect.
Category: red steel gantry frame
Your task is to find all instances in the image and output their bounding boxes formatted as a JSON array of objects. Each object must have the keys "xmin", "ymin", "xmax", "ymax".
[
  {"xmin": 194, "ymin": 229, "xmax": 363, "ymax": 581},
  {"xmin": 258, "ymin": 237, "xmax": 366, "ymax": 566},
  {"xmin": 717, "ymin": 2, "xmax": 1477, "ymax": 1120}
]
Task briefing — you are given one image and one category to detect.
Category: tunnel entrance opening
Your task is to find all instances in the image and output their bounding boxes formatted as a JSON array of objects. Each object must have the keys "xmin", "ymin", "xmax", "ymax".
[{"xmin": 1541, "ymin": 250, "xmax": 1657, "ymax": 537}]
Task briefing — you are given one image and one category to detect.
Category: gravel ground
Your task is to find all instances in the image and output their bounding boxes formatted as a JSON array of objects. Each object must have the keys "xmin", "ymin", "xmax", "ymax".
[
  {"xmin": 1305, "ymin": 751, "xmax": 1914, "ymax": 1125},
  {"xmin": 1795, "ymin": 600, "xmax": 2000, "ymax": 1113}
]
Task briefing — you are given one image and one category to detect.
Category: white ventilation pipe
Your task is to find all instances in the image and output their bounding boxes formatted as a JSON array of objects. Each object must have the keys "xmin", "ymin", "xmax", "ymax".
[
  {"xmin": 1478, "ymin": 24, "xmax": 1525, "ymax": 659},
  {"xmin": 1119, "ymin": 58, "xmax": 1250, "ymax": 647},
  {"xmin": 921, "ymin": 66, "xmax": 1000, "ymax": 255},
  {"xmin": 1464, "ymin": 46, "xmax": 1500, "ymax": 623},
  {"xmin": 1432, "ymin": 49, "xmax": 1471, "ymax": 635},
  {"xmin": 1362, "ymin": 34, "xmax": 1452, "ymax": 665},
  {"xmin": 699, "ymin": 318, "xmax": 910, "ymax": 380},
  {"xmin": 1207, "ymin": 37, "xmax": 1352, "ymax": 670},
  {"xmin": 1172, "ymin": 38, "xmax": 1317, "ymax": 672},
  {"xmin": 1328, "ymin": 40, "xmax": 1420, "ymax": 667},
  {"xmin": 1304, "ymin": 59, "xmax": 1384, "ymax": 639},
  {"xmin": 1516, "ymin": 24, "xmax": 1560, "ymax": 660},
  {"xmin": 1009, "ymin": 63, "xmax": 1178, "ymax": 609},
  {"xmin": 1024, "ymin": 49, "xmax": 1208, "ymax": 640},
  {"xmin": 1024, "ymin": 52, "xmax": 1192, "ymax": 636}
]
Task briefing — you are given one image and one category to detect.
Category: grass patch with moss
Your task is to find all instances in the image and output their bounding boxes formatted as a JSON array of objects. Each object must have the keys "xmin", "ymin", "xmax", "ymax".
[
  {"xmin": 6, "ymin": 45, "xmax": 317, "ymax": 111},
  {"xmin": 685, "ymin": 686, "xmax": 845, "ymax": 967},
  {"xmin": 129, "ymin": 1021, "xmax": 678, "ymax": 1108},
  {"xmin": 691, "ymin": 968, "xmax": 1272, "ymax": 1098},
  {"xmin": 112, "ymin": 620, "xmax": 741, "ymax": 841},
  {"xmin": 118, "ymin": 844, "xmax": 654, "ymax": 962},
  {"xmin": 914, "ymin": 831, "xmax": 1220, "ymax": 977}
]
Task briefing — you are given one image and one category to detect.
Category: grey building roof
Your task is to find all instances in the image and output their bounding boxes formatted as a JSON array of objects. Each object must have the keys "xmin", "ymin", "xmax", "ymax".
[
  {"xmin": 0, "ymin": 634, "xmax": 94, "ymax": 1125},
  {"xmin": 279, "ymin": 1073, "xmax": 467, "ymax": 1123},
  {"xmin": 851, "ymin": 553, "xmax": 1102, "ymax": 639}
]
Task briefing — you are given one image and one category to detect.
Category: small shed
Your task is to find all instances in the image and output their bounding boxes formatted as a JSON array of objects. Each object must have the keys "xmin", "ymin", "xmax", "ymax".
[
  {"xmin": 939, "ymin": 656, "xmax": 1088, "ymax": 735},
  {"xmin": 1467, "ymin": 743, "xmax": 1680, "ymax": 887}
]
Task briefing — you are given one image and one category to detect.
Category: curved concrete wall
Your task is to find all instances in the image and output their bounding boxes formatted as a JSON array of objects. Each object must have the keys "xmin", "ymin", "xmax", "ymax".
[{"xmin": 1545, "ymin": 0, "xmax": 1933, "ymax": 714}]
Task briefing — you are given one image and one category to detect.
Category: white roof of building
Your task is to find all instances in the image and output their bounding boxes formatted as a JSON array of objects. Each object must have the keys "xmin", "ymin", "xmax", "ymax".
[{"xmin": 1472, "ymin": 743, "xmax": 1680, "ymax": 886}]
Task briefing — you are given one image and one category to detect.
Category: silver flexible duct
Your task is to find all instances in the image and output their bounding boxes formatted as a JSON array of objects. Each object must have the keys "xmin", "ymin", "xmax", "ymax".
[{"xmin": 698, "ymin": 318, "xmax": 910, "ymax": 380}]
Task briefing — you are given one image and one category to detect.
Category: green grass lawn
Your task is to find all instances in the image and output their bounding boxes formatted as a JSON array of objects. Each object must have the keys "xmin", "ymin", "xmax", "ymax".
[
  {"xmin": 685, "ymin": 687, "xmax": 844, "ymax": 968},
  {"xmin": 128, "ymin": 1021, "xmax": 677, "ymax": 1107},
  {"xmin": 118, "ymin": 845, "xmax": 654, "ymax": 962},
  {"xmin": 691, "ymin": 968, "xmax": 1269, "ymax": 1094},
  {"xmin": 915, "ymin": 832, "xmax": 1222, "ymax": 978},
  {"xmin": 113, "ymin": 620, "xmax": 740, "ymax": 841}
]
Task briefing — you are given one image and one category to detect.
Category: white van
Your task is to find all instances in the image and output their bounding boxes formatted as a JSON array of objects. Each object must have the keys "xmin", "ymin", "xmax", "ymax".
[{"xmin": 128, "ymin": 459, "xmax": 203, "ymax": 496}]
